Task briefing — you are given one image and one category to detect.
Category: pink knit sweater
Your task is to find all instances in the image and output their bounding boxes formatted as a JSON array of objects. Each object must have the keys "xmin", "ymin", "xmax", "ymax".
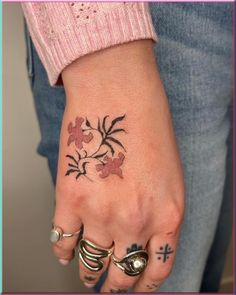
[{"xmin": 22, "ymin": 2, "xmax": 158, "ymax": 86}]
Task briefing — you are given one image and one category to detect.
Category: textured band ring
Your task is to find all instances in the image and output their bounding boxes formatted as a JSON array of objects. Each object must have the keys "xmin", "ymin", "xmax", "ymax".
[
  {"xmin": 50, "ymin": 226, "xmax": 81, "ymax": 243},
  {"xmin": 78, "ymin": 239, "xmax": 114, "ymax": 272},
  {"xmin": 111, "ymin": 250, "xmax": 149, "ymax": 276}
]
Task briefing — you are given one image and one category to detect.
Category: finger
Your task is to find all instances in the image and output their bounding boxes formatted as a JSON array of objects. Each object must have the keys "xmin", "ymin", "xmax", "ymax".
[
  {"xmin": 101, "ymin": 238, "xmax": 148, "ymax": 293},
  {"xmin": 78, "ymin": 225, "xmax": 113, "ymax": 288},
  {"xmin": 134, "ymin": 233, "xmax": 178, "ymax": 292},
  {"xmin": 52, "ymin": 203, "xmax": 82, "ymax": 265}
]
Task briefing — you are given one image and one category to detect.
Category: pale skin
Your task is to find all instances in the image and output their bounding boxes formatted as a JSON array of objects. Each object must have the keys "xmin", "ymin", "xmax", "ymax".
[{"xmin": 52, "ymin": 40, "xmax": 185, "ymax": 292}]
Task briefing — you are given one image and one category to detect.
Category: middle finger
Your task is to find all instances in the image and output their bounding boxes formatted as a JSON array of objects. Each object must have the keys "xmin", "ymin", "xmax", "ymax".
[{"xmin": 78, "ymin": 225, "xmax": 114, "ymax": 288}]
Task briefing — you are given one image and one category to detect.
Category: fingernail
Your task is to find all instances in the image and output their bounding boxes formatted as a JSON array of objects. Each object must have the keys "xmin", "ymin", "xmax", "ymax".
[
  {"xmin": 59, "ymin": 259, "xmax": 70, "ymax": 265},
  {"xmin": 84, "ymin": 282, "xmax": 96, "ymax": 288}
]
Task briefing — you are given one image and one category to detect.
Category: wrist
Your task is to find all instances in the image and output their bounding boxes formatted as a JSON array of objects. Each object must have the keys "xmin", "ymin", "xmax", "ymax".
[{"xmin": 61, "ymin": 40, "xmax": 158, "ymax": 102}]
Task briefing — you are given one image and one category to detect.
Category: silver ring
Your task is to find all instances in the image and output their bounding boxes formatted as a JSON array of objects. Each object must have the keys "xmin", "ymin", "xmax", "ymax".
[
  {"xmin": 50, "ymin": 226, "xmax": 81, "ymax": 243},
  {"xmin": 78, "ymin": 239, "xmax": 114, "ymax": 272},
  {"xmin": 111, "ymin": 250, "xmax": 148, "ymax": 276}
]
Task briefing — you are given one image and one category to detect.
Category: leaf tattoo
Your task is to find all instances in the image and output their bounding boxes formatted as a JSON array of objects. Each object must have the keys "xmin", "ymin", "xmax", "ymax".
[
  {"xmin": 103, "ymin": 140, "xmax": 115, "ymax": 156},
  {"xmin": 106, "ymin": 136, "xmax": 126, "ymax": 152},
  {"xmin": 102, "ymin": 115, "xmax": 109, "ymax": 133},
  {"xmin": 85, "ymin": 117, "xmax": 92, "ymax": 128},
  {"xmin": 107, "ymin": 114, "xmax": 126, "ymax": 134}
]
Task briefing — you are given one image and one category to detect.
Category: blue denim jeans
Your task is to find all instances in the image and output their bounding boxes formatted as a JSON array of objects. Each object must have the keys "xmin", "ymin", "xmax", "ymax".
[{"xmin": 25, "ymin": 3, "xmax": 233, "ymax": 292}]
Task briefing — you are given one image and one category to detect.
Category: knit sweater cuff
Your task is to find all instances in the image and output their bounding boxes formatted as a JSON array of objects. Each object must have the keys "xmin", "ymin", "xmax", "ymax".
[{"xmin": 22, "ymin": 2, "xmax": 158, "ymax": 86}]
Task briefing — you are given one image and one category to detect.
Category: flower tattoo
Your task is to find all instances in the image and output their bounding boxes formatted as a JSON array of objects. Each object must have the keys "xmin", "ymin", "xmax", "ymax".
[
  {"xmin": 96, "ymin": 152, "xmax": 125, "ymax": 178},
  {"xmin": 67, "ymin": 117, "xmax": 93, "ymax": 149},
  {"xmin": 65, "ymin": 115, "xmax": 126, "ymax": 181}
]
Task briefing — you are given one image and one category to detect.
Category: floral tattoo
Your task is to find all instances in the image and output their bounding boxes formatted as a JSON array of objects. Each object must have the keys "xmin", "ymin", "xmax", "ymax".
[{"xmin": 65, "ymin": 115, "xmax": 126, "ymax": 181}]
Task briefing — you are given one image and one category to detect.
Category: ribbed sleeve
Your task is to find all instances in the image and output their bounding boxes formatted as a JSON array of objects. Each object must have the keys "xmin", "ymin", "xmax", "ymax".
[{"xmin": 22, "ymin": 2, "xmax": 158, "ymax": 86}]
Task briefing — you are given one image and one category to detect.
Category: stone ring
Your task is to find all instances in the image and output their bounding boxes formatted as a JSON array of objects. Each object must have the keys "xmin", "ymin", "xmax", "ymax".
[
  {"xmin": 50, "ymin": 225, "xmax": 81, "ymax": 243},
  {"xmin": 111, "ymin": 250, "xmax": 149, "ymax": 276}
]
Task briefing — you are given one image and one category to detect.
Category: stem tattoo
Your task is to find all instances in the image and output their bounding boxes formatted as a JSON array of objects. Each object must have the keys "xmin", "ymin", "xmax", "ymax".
[{"xmin": 65, "ymin": 115, "xmax": 126, "ymax": 181}]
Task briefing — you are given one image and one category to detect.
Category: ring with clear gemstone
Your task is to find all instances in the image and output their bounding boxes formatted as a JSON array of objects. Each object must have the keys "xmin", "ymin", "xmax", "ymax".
[{"xmin": 50, "ymin": 226, "xmax": 81, "ymax": 243}]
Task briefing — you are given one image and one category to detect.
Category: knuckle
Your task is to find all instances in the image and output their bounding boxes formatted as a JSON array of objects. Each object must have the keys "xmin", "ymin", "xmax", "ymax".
[
  {"xmin": 163, "ymin": 202, "xmax": 184, "ymax": 231},
  {"xmin": 161, "ymin": 263, "xmax": 173, "ymax": 278},
  {"xmin": 53, "ymin": 244, "xmax": 63, "ymax": 253},
  {"xmin": 79, "ymin": 267, "xmax": 100, "ymax": 279},
  {"xmin": 52, "ymin": 247, "xmax": 61, "ymax": 257},
  {"xmin": 56, "ymin": 183, "xmax": 86, "ymax": 204},
  {"xmin": 149, "ymin": 266, "xmax": 172, "ymax": 282},
  {"xmin": 97, "ymin": 205, "xmax": 112, "ymax": 225},
  {"xmin": 159, "ymin": 267, "xmax": 172, "ymax": 280},
  {"xmin": 119, "ymin": 207, "xmax": 146, "ymax": 234},
  {"xmin": 172, "ymin": 202, "xmax": 184, "ymax": 224},
  {"xmin": 169, "ymin": 199, "xmax": 184, "ymax": 219},
  {"xmin": 110, "ymin": 276, "xmax": 135, "ymax": 290},
  {"xmin": 172, "ymin": 210, "xmax": 184, "ymax": 230},
  {"xmin": 53, "ymin": 241, "xmax": 74, "ymax": 252},
  {"xmin": 167, "ymin": 184, "xmax": 185, "ymax": 220},
  {"xmin": 148, "ymin": 273, "xmax": 159, "ymax": 283},
  {"xmin": 127, "ymin": 216, "xmax": 146, "ymax": 233},
  {"xmin": 53, "ymin": 245, "xmax": 74, "ymax": 259},
  {"xmin": 61, "ymin": 243, "xmax": 74, "ymax": 251},
  {"xmin": 56, "ymin": 183, "xmax": 74, "ymax": 198}
]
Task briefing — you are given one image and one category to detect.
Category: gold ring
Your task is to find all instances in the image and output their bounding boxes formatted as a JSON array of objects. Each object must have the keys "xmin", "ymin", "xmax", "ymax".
[
  {"xmin": 50, "ymin": 225, "xmax": 81, "ymax": 243},
  {"xmin": 78, "ymin": 239, "xmax": 114, "ymax": 272},
  {"xmin": 111, "ymin": 250, "xmax": 148, "ymax": 276}
]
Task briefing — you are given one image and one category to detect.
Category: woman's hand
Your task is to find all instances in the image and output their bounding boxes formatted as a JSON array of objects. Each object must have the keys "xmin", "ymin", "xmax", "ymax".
[{"xmin": 52, "ymin": 40, "xmax": 185, "ymax": 293}]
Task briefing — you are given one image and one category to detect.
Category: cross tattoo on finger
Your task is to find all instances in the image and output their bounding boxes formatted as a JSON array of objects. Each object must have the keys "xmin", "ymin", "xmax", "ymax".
[{"xmin": 156, "ymin": 244, "xmax": 174, "ymax": 263}]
